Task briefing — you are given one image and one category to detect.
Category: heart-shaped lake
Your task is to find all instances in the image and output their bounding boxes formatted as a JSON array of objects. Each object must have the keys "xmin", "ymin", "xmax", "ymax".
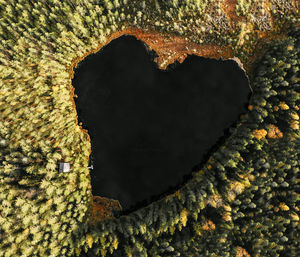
[{"xmin": 72, "ymin": 35, "xmax": 251, "ymax": 212}]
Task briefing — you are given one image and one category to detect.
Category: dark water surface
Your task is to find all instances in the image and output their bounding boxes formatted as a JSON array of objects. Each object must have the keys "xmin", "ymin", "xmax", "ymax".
[{"xmin": 72, "ymin": 35, "xmax": 251, "ymax": 211}]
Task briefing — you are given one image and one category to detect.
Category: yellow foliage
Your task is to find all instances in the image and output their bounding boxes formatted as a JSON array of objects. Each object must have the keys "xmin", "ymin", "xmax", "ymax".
[
  {"xmin": 180, "ymin": 208, "xmax": 189, "ymax": 227},
  {"xmin": 290, "ymin": 112, "xmax": 299, "ymax": 120},
  {"xmin": 124, "ymin": 246, "xmax": 133, "ymax": 257},
  {"xmin": 75, "ymin": 248, "xmax": 81, "ymax": 256},
  {"xmin": 175, "ymin": 190, "xmax": 181, "ymax": 200},
  {"xmin": 100, "ymin": 236, "xmax": 106, "ymax": 244},
  {"xmin": 252, "ymin": 129, "xmax": 267, "ymax": 140},
  {"xmin": 267, "ymin": 124, "xmax": 283, "ymax": 139},
  {"xmin": 22, "ymin": 228, "xmax": 30, "ymax": 235},
  {"xmin": 236, "ymin": 246, "xmax": 250, "ymax": 257},
  {"xmin": 166, "ymin": 190, "xmax": 182, "ymax": 202},
  {"xmin": 86, "ymin": 234, "xmax": 94, "ymax": 248},
  {"xmin": 46, "ymin": 198, "xmax": 53, "ymax": 205},
  {"xmin": 279, "ymin": 102, "xmax": 289, "ymax": 110},
  {"xmin": 290, "ymin": 213, "xmax": 299, "ymax": 221},
  {"xmin": 112, "ymin": 237, "xmax": 119, "ymax": 250},
  {"xmin": 202, "ymin": 220, "xmax": 216, "ymax": 231},
  {"xmin": 101, "ymin": 249, "xmax": 107, "ymax": 256},
  {"xmin": 207, "ymin": 194, "xmax": 223, "ymax": 208},
  {"xmin": 290, "ymin": 120, "xmax": 299, "ymax": 130},
  {"xmin": 169, "ymin": 226, "xmax": 175, "ymax": 235},
  {"xmin": 140, "ymin": 224, "xmax": 146, "ymax": 234},
  {"xmin": 279, "ymin": 203, "xmax": 289, "ymax": 211}
]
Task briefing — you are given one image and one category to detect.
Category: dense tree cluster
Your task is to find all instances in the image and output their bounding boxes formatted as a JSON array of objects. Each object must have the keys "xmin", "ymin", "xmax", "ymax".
[{"xmin": 0, "ymin": 0, "xmax": 298, "ymax": 256}]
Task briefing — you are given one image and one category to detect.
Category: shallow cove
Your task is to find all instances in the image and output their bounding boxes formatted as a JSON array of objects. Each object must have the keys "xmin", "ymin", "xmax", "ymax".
[{"xmin": 72, "ymin": 35, "xmax": 251, "ymax": 211}]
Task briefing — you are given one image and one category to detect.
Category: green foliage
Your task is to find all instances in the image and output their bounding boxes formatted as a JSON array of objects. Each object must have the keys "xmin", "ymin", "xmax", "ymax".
[{"xmin": 0, "ymin": 0, "xmax": 299, "ymax": 256}]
